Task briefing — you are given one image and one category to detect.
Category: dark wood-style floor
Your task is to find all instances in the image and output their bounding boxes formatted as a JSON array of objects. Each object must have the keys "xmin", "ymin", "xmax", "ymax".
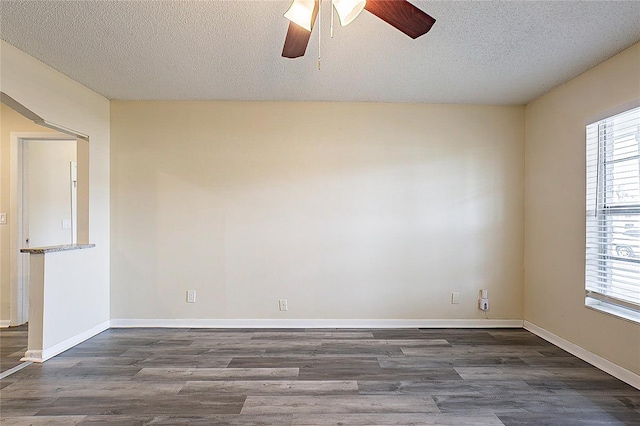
[
  {"xmin": 0, "ymin": 328, "xmax": 638, "ymax": 425},
  {"xmin": 0, "ymin": 324, "xmax": 28, "ymax": 374}
]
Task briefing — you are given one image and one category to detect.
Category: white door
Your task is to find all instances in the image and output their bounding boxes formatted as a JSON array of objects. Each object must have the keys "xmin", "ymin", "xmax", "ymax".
[{"xmin": 23, "ymin": 140, "xmax": 77, "ymax": 248}]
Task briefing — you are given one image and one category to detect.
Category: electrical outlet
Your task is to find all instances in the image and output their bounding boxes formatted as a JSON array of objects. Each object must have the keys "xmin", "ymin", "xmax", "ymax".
[
  {"xmin": 0, "ymin": 213, "xmax": 6, "ymax": 225},
  {"xmin": 186, "ymin": 290, "xmax": 196, "ymax": 303},
  {"xmin": 278, "ymin": 299, "xmax": 288, "ymax": 311},
  {"xmin": 479, "ymin": 298, "xmax": 489, "ymax": 311},
  {"xmin": 451, "ymin": 292, "xmax": 460, "ymax": 304}
]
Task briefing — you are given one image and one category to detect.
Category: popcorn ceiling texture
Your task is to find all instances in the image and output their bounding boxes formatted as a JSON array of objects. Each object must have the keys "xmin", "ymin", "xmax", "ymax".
[{"xmin": 0, "ymin": 0, "xmax": 639, "ymax": 105}]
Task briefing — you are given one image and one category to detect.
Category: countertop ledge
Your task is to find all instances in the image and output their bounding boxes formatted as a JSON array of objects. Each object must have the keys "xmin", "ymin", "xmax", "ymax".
[{"xmin": 21, "ymin": 244, "xmax": 96, "ymax": 254}]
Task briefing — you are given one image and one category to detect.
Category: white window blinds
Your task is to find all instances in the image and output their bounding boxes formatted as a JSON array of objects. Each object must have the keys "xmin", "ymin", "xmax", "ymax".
[{"xmin": 586, "ymin": 106, "xmax": 640, "ymax": 320}]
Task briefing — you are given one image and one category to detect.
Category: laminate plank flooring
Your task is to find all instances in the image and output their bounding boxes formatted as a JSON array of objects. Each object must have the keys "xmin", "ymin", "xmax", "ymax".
[
  {"xmin": 0, "ymin": 324, "xmax": 28, "ymax": 374},
  {"xmin": 1, "ymin": 328, "xmax": 639, "ymax": 425}
]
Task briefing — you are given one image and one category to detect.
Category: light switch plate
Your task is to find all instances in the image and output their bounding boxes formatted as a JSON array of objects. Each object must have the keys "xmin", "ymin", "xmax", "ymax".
[
  {"xmin": 62, "ymin": 219, "xmax": 72, "ymax": 229},
  {"xmin": 0, "ymin": 213, "xmax": 6, "ymax": 225}
]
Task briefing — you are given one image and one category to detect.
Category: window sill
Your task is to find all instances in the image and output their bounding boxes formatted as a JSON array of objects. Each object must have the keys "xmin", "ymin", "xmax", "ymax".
[{"xmin": 585, "ymin": 297, "xmax": 640, "ymax": 325}]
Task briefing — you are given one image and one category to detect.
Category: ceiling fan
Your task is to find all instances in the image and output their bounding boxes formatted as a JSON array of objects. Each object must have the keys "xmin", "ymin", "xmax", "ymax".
[{"xmin": 282, "ymin": 0, "xmax": 436, "ymax": 59}]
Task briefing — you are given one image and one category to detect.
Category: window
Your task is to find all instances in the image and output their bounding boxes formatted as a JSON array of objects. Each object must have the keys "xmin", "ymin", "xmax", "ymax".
[{"xmin": 586, "ymin": 105, "xmax": 640, "ymax": 323}]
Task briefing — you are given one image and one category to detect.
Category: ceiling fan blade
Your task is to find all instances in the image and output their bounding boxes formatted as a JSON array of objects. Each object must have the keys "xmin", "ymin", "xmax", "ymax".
[
  {"xmin": 282, "ymin": 23, "xmax": 313, "ymax": 58},
  {"xmin": 364, "ymin": 0, "xmax": 436, "ymax": 39},
  {"xmin": 282, "ymin": 0, "xmax": 319, "ymax": 58}
]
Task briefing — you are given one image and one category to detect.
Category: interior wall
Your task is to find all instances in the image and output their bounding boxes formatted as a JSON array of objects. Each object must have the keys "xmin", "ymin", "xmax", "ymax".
[
  {"xmin": 111, "ymin": 101, "xmax": 524, "ymax": 321},
  {"xmin": 0, "ymin": 41, "xmax": 110, "ymax": 344},
  {"xmin": 524, "ymin": 42, "xmax": 640, "ymax": 375},
  {"xmin": 27, "ymin": 140, "xmax": 76, "ymax": 248},
  {"xmin": 0, "ymin": 103, "xmax": 53, "ymax": 324}
]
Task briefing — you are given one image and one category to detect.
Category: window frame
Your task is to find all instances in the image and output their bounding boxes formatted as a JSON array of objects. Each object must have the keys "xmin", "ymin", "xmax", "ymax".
[{"xmin": 585, "ymin": 105, "xmax": 640, "ymax": 324}]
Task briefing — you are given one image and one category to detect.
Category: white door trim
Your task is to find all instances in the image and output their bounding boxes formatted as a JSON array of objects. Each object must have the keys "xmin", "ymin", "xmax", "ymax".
[
  {"xmin": 70, "ymin": 161, "xmax": 78, "ymax": 245},
  {"xmin": 17, "ymin": 138, "xmax": 29, "ymax": 325}
]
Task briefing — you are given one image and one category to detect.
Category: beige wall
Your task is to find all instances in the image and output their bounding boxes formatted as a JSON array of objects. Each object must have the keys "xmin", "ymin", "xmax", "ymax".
[
  {"xmin": 524, "ymin": 42, "xmax": 640, "ymax": 374},
  {"xmin": 0, "ymin": 103, "xmax": 53, "ymax": 323},
  {"xmin": 111, "ymin": 101, "xmax": 524, "ymax": 321},
  {"xmin": 0, "ymin": 40, "xmax": 110, "ymax": 346}
]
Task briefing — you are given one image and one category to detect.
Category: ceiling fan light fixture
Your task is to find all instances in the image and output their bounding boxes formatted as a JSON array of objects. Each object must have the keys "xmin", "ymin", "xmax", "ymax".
[
  {"xmin": 284, "ymin": 0, "xmax": 316, "ymax": 32},
  {"xmin": 333, "ymin": 0, "xmax": 366, "ymax": 26}
]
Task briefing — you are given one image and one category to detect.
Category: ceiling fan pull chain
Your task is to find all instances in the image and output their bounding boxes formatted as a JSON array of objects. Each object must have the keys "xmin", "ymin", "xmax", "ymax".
[{"xmin": 318, "ymin": 0, "xmax": 322, "ymax": 70}]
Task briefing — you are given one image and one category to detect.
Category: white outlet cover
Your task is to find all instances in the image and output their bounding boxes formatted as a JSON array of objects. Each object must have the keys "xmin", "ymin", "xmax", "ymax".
[
  {"xmin": 0, "ymin": 213, "xmax": 6, "ymax": 225},
  {"xmin": 278, "ymin": 299, "xmax": 288, "ymax": 311},
  {"xmin": 451, "ymin": 292, "xmax": 460, "ymax": 304}
]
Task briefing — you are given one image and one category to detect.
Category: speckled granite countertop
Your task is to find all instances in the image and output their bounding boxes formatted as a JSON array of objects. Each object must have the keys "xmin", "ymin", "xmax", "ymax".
[{"xmin": 20, "ymin": 244, "xmax": 95, "ymax": 254}]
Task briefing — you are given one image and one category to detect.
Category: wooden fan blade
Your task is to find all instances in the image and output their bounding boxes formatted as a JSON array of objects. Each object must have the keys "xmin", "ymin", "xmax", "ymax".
[
  {"xmin": 282, "ymin": 23, "xmax": 313, "ymax": 58},
  {"xmin": 282, "ymin": 0, "xmax": 319, "ymax": 59},
  {"xmin": 364, "ymin": 0, "xmax": 436, "ymax": 39}
]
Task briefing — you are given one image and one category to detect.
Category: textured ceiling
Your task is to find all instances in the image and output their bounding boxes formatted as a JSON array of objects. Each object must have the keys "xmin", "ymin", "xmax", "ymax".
[{"xmin": 1, "ymin": 1, "xmax": 639, "ymax": 105}]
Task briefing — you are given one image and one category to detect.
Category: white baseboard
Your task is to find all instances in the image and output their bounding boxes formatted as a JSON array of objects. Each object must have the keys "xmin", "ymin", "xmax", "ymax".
[
  {"xmin": 110, "ymin": 318, "xmax": 524, "ymax": 329},
  {"xmin": 21, "ymin": 320, "xmax": 110, "ymax": 363},
  {"xmin": 0, "ymin": 320, "xmax": 11, "ymax": 328},
  {"xmin": 524, "ymin": 320, "xmax": 640, "ymax": 390}
]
